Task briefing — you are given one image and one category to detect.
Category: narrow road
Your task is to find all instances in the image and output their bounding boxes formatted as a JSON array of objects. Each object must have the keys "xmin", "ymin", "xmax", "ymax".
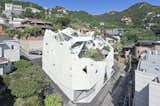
[{"xmin": 20, "ymin": 48, "xmax": 42, "ymax": 66}]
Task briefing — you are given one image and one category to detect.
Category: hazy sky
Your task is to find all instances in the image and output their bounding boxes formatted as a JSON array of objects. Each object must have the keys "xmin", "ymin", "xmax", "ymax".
[{"xmin": 21, "ymin": 0, "xmax": 160, "ymax": 14}]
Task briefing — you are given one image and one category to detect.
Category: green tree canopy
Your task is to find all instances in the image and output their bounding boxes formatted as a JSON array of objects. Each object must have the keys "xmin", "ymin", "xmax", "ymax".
[
  {"xmin": 44, "ymin": 94, "xmax": 62, "ymax": 106},
  {"xmin": 15, "ymin": 59, "xmax": 32, "ymax": 70},
  {"xmin": 14, "ymin": 96, "xmax": 41, "ymax": 106},
  {"xmin": 3, "ymin": 62, "xmax": 49, "ymax": 98},
  {"xmin": 121, "ymin": 28, "xmax": 156, "ymax": 45}
]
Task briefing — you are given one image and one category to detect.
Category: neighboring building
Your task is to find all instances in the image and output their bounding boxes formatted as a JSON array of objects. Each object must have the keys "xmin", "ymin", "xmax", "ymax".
[
  {"xmin": 3, "ymin": 3, "xmax": 23, "ymax": 17},
  {"xmin": 0, "ymin": 17, "xmax": 9, "ymax": 25},
  {"xmin": 121, "ymin": 16, "xmax": 132, "ymax": 25},
  {"xmin": 55, "ymin": 6, "xmax": 68, "ymax": 14},
  {"xmin": 145, "ymin": 23, "xmax": 159, "ymax": 30},
  {"xmin": 42, "ymin": 28, "xmax": 114, "ymax": 103},
  {"xmin": 105, "ymin": 35, "xmax": 121, "ymax": 45},
  {"xmin": 116, "ymin": 45, "xmax": 134, "ymax": 64},
  {"xmin": 133, "ymin": 51, "xmax": 160, "ymax": 106},
  {"xmin": 134, "ymin": 40, "xmax": 160, "ymax": 58},
  {"xmin": 45, "ymin": 8, "xmax": 52, "ymax": 18},
  {"xmin": 9, "ymin": 18, "xmax": 25, "ymax": 26},
  {"xmin": 25, "ymin": 7, "xmax": 41, "ymax": 13},
  {"xmin": 99, "ymin": 22, "xmax": 105, "ymax": 26},
  {"xmin": 0, "ymin": 36, "xmax": 20, "ymax": 75},
  {"xmin": 15, "ymin": 19, "xmax": 53, "ymax": 30},
  {"xmin": 105, "ymin": 28, "xmax": 124, "ymax": 36}
]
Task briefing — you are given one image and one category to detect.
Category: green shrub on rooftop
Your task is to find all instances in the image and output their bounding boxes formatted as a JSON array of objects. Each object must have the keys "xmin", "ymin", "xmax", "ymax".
[
  {"xmin": 84, "ymin": 48, "xmax": 105, "ymax": 61},
  {"xmin": 103, "ymin": 45, "xmax": 110, "ymax": 52}
]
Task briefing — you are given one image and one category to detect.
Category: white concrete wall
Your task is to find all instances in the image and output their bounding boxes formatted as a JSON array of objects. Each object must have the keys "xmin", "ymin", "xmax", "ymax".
[
  {"xmin": 0, "ymin": 46, "xmax": 3, "ymax": 57},
  {"xmin": 3, "ymin": 40, "xmax": 20, "ymax": 62},
  {"xmin": 0, "ymin": 62, "xmax": 11, "ymax": 75},
  {"xmin": 19, "ymin": 40, "xmax": 43, "ymax": 52},
  {"xmin": 0, "ymin": 64, "xmax": 4, "ymax": 75},
  {"xmin": 5, "ymin": 4, "xmax": 13, "ymax": 11},
  {"xmin": 3, "ymin": 62, "xmax": 12, "ymax": 73},
  {"xmin": 149, "ymin": 82, "xmax": 160, "ymax": 106},
  {"xmin": 134, "ymin": 71, "xmax": 159, "ymax": 106}
]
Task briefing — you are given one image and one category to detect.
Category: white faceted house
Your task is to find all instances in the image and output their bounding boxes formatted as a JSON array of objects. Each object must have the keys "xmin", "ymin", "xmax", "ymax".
[{"xmin": 42, "ymin": 28, "xmax": 114, "ymax": 103}]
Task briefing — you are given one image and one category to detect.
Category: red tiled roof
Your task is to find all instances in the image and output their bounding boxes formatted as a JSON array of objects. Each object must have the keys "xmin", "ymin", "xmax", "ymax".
[{"xmin": 26, "ymin": 19, "xmax": 52, "ymax": 24}]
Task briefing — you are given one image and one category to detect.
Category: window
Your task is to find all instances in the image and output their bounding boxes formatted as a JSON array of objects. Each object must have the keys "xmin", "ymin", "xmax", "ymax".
[
  {"xmin": 61, "ymin": 34, "xmax": 72, "ymax": 41},
  {"xmin": 71, "ymin": 42, "xmax": 83, "ymax": 49},
  {"xmin": 11, "ymin": 45, "xmax": 14, "ymax": 49},
  {"xmin": 152, "ymin": 77, "xmax": 160, "ymax": 83},
  {"xmin": 95, "ymin": 70, "xmax": 98, "ymax": 74},
  {"xmin": 83, "ymin": 66, "xmax": 87, "ymax": 74}
]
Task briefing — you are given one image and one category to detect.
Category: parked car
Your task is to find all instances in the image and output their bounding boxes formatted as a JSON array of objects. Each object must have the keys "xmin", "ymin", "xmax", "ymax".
[{"xmin": 29, "ymin": 50, "xmax": 42, "ymax": 55}]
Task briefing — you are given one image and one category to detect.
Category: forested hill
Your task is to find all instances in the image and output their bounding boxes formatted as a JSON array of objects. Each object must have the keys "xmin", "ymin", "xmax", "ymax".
[{"xmin": 96, "ymin": 2, "xmax": 160, "ymax": 28}]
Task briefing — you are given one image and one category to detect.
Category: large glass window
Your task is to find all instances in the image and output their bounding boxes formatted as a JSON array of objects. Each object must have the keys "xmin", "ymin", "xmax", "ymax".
[{"xmin": 71, "ymin": 42, "xmax": 83, "ymax": 49}]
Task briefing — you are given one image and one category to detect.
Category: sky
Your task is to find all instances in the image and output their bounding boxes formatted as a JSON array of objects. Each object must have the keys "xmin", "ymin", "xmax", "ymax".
[{"xmin": 21, "ymin": 0, "xmax": 160, "ymax": 14}]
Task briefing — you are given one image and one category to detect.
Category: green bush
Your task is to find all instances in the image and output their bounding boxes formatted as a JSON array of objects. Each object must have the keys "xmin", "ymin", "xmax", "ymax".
[
  {"xmin": 3, "ymin": 65, "xmax": 49, "ymax": 98},
  {"xmin": 44, "ymin": 94, "xmax": 62, "ymax": 106},
  {"xmin": 15, "ymin": 60, "xmax": 32, "ymax": 70},
  {"xmin": 85, "ymin": 48, "xmax": 104, "ymax": 61},
  {"xmin": 121, "ymin": 28, "xmax": 156, "ymax": 45},
  {"xmin": 103, "ymin": 45, "xmax": 110, "ymax": 51},
  {"xmin": 14, "ymin": 96, "xmax": 41, "ymax": 106},
  {"xmin": 14, "ymin": 98, "xmax": 26, "ymax": 106}
]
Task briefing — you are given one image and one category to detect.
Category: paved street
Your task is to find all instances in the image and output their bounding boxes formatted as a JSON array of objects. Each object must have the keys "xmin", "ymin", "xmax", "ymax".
[{"xmin": 20, "ymin": 48, "xmax": 42, "ymax": 66}]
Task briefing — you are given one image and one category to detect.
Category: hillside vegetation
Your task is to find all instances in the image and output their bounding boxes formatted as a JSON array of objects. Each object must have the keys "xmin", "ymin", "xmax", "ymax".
[
  {"xmin": 0, "ymin": 1, "xmax": 160, "ymax": 45},
  {"xmin": 96, "ymin": 2, "xmax": 160, "ymax": 28}
]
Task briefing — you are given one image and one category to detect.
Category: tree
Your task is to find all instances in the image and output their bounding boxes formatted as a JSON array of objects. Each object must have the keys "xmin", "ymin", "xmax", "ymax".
[
  {"xmin": 24, "ymin": 27, "xmax": 32, "ymax": 38},
  {"xmin": 14, "ymin": 98, "xmax": 25, "ymax": 106},
  {"xmin": 0, "ymin": 76, "xmax": 14, "ymax": 106},
  {"xmin": 22, "ymin": 8, "xmax": 34, "ymax": 18},
  {"xmin": 14, "ymin": 96, "xmax": 41, "ymax": 106},
  {"xmin": 15, "ymin": 60, "xmax": 32, "ymax": 70},
  {"xmin": 151, "ymin": 25, "xmax": 160, "ymax": 35},
  {"xmin": 3, "ymin": 64, "xmax": 49, "ymax": 98},
  {"xmin": 103, "ymin": 45, "xmax": 110, "ymax": 52},
  {"xmin": 31, "ymin": 27, "xmax": 42, "ymax": 37},
  {"xmin": 9, "ymin": 79, "xmax": 40, "ymax": 98},
  {"xmin": 44, "ymin": 94, "xmax": 62, "ymax": 106},
  {"xmin": 121, "ymin": 28, "xmax": 156, "ymax": 45}
]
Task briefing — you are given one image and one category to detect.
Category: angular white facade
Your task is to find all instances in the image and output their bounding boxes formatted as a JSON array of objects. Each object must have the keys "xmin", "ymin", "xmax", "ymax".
[
  {"xmin": 42, "ymin": 28, "xmax": 114, "ymax": 103},
  {"xmin": 134, "ymin": 51, "xmax": 160, "ymax": 106}
]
